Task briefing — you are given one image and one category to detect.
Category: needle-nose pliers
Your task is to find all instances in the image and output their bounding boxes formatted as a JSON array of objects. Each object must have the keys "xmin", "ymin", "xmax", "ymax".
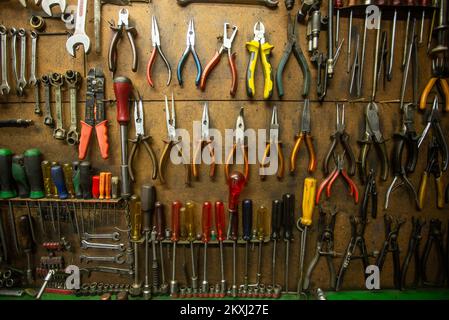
[
  {"xmin": 192, "ymin": 102, "xmax": 215, "ymax": 180},
  {"xmin": 225, "ymin": 108, "xmax": 248, "ymax": 183},
  {"xmin": 260, "ymin": 106, "xmax": 284, "ymax": 180},
  {"xmin": 147, "ymin": 15, "xmax": 172, "ymax": 88},
  {"xmin": 177, "ymin": 19, "xmax": 202, "ymax": 87}
]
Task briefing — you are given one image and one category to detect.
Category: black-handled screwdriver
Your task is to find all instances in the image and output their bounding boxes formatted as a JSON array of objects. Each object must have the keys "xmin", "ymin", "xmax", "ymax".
[{"xmin": 282, "ymin": 193, "xmax": 295, "ymax": 292}]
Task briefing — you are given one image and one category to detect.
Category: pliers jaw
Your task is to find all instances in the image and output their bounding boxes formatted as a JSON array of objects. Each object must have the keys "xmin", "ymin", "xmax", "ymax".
[
  {"xmin": 164, "ymin": 93, "xmax": 176, "ymax": 142},
  {"xmin": 223, "ymin": 23, "xmax": 238, "ymax": 52},
  {"xmin": 225, "ymin": 108, "xmax": 249, "ymax": 183}
]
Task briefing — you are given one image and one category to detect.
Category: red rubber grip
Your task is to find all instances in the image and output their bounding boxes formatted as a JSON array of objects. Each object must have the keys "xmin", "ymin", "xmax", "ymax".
[
  {"xmin": 113, "ymin": 77, "xmax": 133, "ymax": 124},
  {"xmin": 95, "ymin": 120, "xmax": 109, "ymax": 159},
  {"xmin": 146, "ymin": 49, "xmax": 157, "ymax": 88},
  {"xmin": 78, "ymin": 121, "xmax": 93, "ymax": 160}
]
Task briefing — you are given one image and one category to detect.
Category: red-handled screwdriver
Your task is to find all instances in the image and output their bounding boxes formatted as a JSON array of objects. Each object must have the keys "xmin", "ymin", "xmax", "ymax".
[
  {"xmin": 215, "ymin": 201, "xmax": 226, "ymax": 296},
  {"xmin": 170, "ymin": 201, "xmax": 182, "ymax": 297},
  {"xmin": 201, "ymin": 201, "xmax": 212, "ymax": 295}
]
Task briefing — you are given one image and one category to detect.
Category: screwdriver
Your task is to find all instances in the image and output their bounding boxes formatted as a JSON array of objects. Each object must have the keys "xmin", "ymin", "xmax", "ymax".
[
  {"xmin": 0, "ymin": 148, "xmax": 17, "ymax": 199},
  {"xmin": 271, "ymin": 199, "xmax": 283, "ymax": 287},
  {"xmin": 347, "ymin": 0, "xmax": 357, "ymax": 73},
  {"xmin": 296, "ymin": 177, "xmax": 316, "ymax": 294},
  {"xmin": 215, "ymin": 201, "xmax": 226, "ymax": 296},
  {"xmin": 334, "ymin": 0, "xmax": 344, "ymax": 47},
  {"xmin": 242, "ymin": 199, "xmax": 253, "ymax": 291},
  {"xmin": 255, "ymin": 205, "xmax": 267, "ymax": 286},
  {"xmin": 201, "ymin": 201, "xmax": 212, "ymax": 295},
  {"xmin": 184, "ymin": 201, "xmax": 198, "ymax": 292},
  {"xmin": 12, "ymin": 155, "xmax": 30, "ymax": 198},
  {"xmin": 154, "ymin": 201, "xmax": 167, "ymax": 293},
  {"xmin": 170, "ymin": 201, "xmax": 182, "ymax": 297},
  {"xmin": 79, "ymin": 161, "xmax": 92, "ymax": 199},
  {"xmin": 402, "ymin": 1, "xmax": 416, "ymax": 69},
  {"xmin": 62, "ymin": 164, "xmax": 75, "ymax": 198},
  {"xmin": 72, "ymin": 161, "xmax": 82, "ymax": 199},
  {"xmin": 92, "ymin": 175, "xmax": 100, "ymax": 199},
  {"xmin": 282, "ymin": 193, "xmax": 295, "ymax": 292},
  {"xmin": 50, "ymin": 165, "xmax": 68, "ymax": 199},
  {"xmin": 99, "ymin": 172, "xmax": 106, "ymax": 200},
  {"xmin": 141, "ymin": 184, "xmax": 156, "ymax": 300},
  {"xmin": 18, "ymin": 215, "xmax": 34, "ymax": 284},
  {"xmin": 129, "ymin": 194, "xmax": 142, "ymax": 296},
  {"xmin": 418, "ymin": 0, "xmax": 430, "ymax": 45},
  {"xmin": 113, "ymin": 76, "xmax": 133, "ymax": 199},
  {"xmin": 23, "ymin": 149, "xmax": 44, "ymax": 199},
  {"xmin": 388, "ymin": 0, "xmax": 401, "ymax": 81}
]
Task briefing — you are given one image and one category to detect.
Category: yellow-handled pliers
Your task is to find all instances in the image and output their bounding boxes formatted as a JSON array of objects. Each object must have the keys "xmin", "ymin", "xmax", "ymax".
[{"xmin": 246, "ymin": 22, "xmax": 274, "ymax": 100}]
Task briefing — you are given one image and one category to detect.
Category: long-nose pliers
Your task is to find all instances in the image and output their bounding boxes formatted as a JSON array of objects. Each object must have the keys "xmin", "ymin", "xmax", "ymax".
[
  {"xmin": 147, "ymin": 15, "xmax": 172, "ymax": 88},
  {"xmin": 225, "ymin": 108, "xmax": 249, "ymax": 183},
  {"xmin": 260, "ymin": 106, "xmax": 284, "ymax": 180},
  {"xmin": 177, "ymin": 19, "xmax": 202, "ymax": 87}
]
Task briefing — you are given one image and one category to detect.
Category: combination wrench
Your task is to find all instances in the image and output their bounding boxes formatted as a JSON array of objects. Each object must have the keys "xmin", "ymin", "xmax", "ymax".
[
  {"xmin": 66, "ymin": 0, "xmax": 91, "ymax": 56},
  {"xmin": 82, "ymin": 232, "xmax": 121, "ymax": 241},
  {"xmin": 17, "ymin": 29, "xmax": 27, "ymax": 96},
  {"xmin": 30, "ymin": 31, "xmax": 41, "ymax": 115},
  {"xmin": 65, "ymin": 70, "xmax": 81, "ymax": 145},
  {"xmin": 10, "ymin": 28, "xmax": 20, "ymax": 96},
  {"xmin": 176, "ymin": 0, "xmax": 279, "ymax": 7},
  {"xmin": 0, "ymin": 25, "xmax": 10, "ymax": 95},
  {"xmin": 80, "ymin": 253, "xmax": 126, "ymax": 264},
  {"xmin": 41, "ymin": 75, "xmax": 54, "ymax": 126},
  {"xmin": 81, "ymin": 239, "xmax": 125, "ymax": 251},
  {"xmin": 50, "ymin": 73, "xmax": 65, "ymax": 140}
]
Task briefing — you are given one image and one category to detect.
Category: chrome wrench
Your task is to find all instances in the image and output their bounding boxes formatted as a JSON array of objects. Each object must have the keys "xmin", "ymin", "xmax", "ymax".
[
  {"xmin": 81, "ymin": 239, "xmax": 125, "ymax": 251},
  {"xmin": 80, "ymin": 253, "xmax": 126, "ymax": 264},
  {"xmin": 66, "ymin": 0, "xmax": 91, "ymax": 56},
  {"xmin": 17, "ymin": 29, "xmax": 27, "ymax": 96},
  {"xmin": 50, "ymin": 73, "xmax": 65, "ymax": 140},
  {"xmin": 65, "ymin": 70, "xmax": 80, "ymax": 145},
  {"xmin": 0, "ymin": 25, "xmax": 10, "ymax": 95},
  {"xmin": 82, "ymin": 232, "xmax": 121, "ymax": 241},
  {"xmin": 41, "ymin": 75, "xmax": 54, "ymax": 126},
  {"xmin": 30, "ymin": 32, "xmax": 41, "ymax": 115},
  {"xmin": 176, "ymin": 0, "xmax": 279, "ymax": 7},
  {"xmin": 10, "ymin": 28, "xmax": 19, "ymax": 95}
]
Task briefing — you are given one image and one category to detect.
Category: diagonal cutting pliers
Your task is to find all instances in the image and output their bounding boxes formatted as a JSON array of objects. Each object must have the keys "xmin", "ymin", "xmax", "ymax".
[
  {"xmin": 177, "ymin": 19, "xmax": 202, "ymax": 87},
  {"xmin": 225, "ymin": 108, "xmax": 249, "ymax": 183},
  {"xmin": 260, "ymin": 106, "xmax": 284, "ymax": 180},
  {"xmin": 146, "ymin": 15, "xmax": 172, "ymax": 88}
]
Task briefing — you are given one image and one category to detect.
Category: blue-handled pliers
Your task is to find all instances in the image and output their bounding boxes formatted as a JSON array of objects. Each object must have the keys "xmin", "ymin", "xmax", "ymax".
[{"xmin": 177, "ymin": 19, "xmax": 202, "ymax": 86}]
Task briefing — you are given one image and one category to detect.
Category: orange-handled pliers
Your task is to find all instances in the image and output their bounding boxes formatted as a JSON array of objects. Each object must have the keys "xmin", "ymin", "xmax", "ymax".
[
  {"xmin": 260, "ymin": 106, "xmax": 284, "ymax": 180},
  {"xmin": 290, "ymin": 98, "xmax": 316, "ymax": 174},
  {"xmin": 225, "ymin": 107, "xmax": 249, "ymax": 183},
  {"xmin": 192, "ymin": 102, "xmax": 216, "ymax": 180},
  {"xmin": 199, "ymin": 23, "xmax": 238, "ymax": 97},
  {"xmin": 420, "ymin": 56, "xmax": 449, "ymax": 111}
]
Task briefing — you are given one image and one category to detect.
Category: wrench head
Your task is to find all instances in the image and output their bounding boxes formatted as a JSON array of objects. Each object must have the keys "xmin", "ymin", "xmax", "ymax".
[
  {"xmin": 66, "ymin": 34, "xmax": 91, "ymax": 57},
  {"xmin": 41, "ymin": 0, "xmax": 67, "ymax": 17},
  {"xmin": 0, "ymin": 84, "xmax": 10, "ymax": 95}
]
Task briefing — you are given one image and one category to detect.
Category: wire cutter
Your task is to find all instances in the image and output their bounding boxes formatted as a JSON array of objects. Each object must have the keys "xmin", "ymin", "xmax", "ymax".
[
  {"xmin": 192, "ymin": 102, "xmax": 215, "ymax": 180},
  {"xmin": 246, "ymin": 21, "xmax": 274, "ymax": 100},
  {"xmin": 276, "ymin": 13, "xmax": 311, "ymax": 98},
  {"xmin": 177, "ymin": 19, "xmax": 202, "ymax": 87},
  {"xmin": 158, "ymin": 94, "xmax": 190, "ymax": 186},
  {"xmin": 260, "ymin": 106, "xmax": 284, "ymax": 180},
  {"xmin": 290, "ymin": 99, "xmax": 316, "ymax": 174},
  {"xmin": 421, "ymin": 219, "xmax": 447, "ymax": 287},
  {"xmin": 199, "ymin": 23, "xmax": 238, "ymax": 97},
  {"xmin": 358, "ymin": 102, "xmax": 389, "ymax": 184},
  {"xmin": 108, "ymin": 9, "xmax": 138, "ymax": 73},
  {"xmin": 401, "ymin": 217, "xmax": 425, "ymax": 290},
  {"xmin": 316, "ymin": 153, "xmax": 359, "ymax": 205},
  {"xmin": 146, "ymin": 15, "xmax": 172, "ymax": 88},
  {"xmin": 225, "ymin": 108, "xmax": 248, "ymax": 184},
  {"xmin": 420, "ymin": 56, "xmax": 449, "ymax": 111},
  {"xmin": 128, "ymin": 95, "xmax": 157, "ymax": 182},
  {"xmin": 323, "ymin": 104, "xmax": 355, "ymax": 176},
  {"xmin": 417, "ymin": 136, "xmax": 445, "ymax": 210},
  {"xmin": 375, "ymin": 214, "xmax": 406, "ymax": 290},
  {"xmin": 418, "ymin": 96, "xmax": 448, "ymax": 172}
]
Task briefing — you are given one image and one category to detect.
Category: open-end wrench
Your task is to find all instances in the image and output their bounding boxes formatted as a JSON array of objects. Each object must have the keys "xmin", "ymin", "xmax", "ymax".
[
  {"xmin": 0, "ymin": 25, "xmax": 10, "ymax": 95},
  {"xmin": 83, "ymin": 232, "xmax": 121, "ymax": 241},
  {"xmin": 10, "ymin": 28, "xmax": 20, "ymax": 95},
  {"xmin": 176, "ymin": 0, "xmax": 279, "ymax": 7},
  {"xmin": 81, "ymin": 239, "xmax": 125, "ymax": 251},
  {"xmin": 66, "ymin": 0, "xmax": 90, "ymax": 56},
  {"xmin": 41, "ymin": 0, "xmax": 67, "ymax": 17},
  {"xmin": 41, "ymin": 75, "xmax": 54, "ymax": 126},
  {"xmin": 50, "ymin": 73, "xmax": 65, "ymax": 140},
  {"xmin": 29, "ymin": 32, "xmax": 41, "ymax": 114},
  {"xmin": 17, "ymin": 29, "xmax": 27, "ymax": 96},
  {"xmin": 80, "ymin": 253, "xmax": 126, "ymax": 264},
  {"xmin": 65, "ymin": 70, "xmax": 80, "ymax": 145},
  {"xmin": 81, "ymin": 266, "xmax": 134, "ymax": 276}
]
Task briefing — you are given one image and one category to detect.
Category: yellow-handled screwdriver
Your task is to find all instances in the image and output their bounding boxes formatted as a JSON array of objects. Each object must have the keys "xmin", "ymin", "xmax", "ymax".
[
  {"xmin": 296, "ymin": 177, "xmax": 316, "ymax": 295},
  {"xmin": 246, "ymin": 21, "xmax": 274, "ymax": 100}
]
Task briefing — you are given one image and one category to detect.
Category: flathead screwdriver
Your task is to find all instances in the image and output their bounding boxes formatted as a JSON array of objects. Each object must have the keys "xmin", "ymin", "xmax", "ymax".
[
  {"xmin": 215, "ymin": 201, "xmax": 226, "ymax": 296},
  {"xmin": 155, "ymin": 201, "xmax": 168, "ymax": 293},
  {"xmin": 282, "ymin": 193, "xmax": 295, "ymax": 292},
  {"xmin": 170, "ymin": 201, "xmax": 182, "ymax": 296},
  {"xmin": 255, "ymin": 205, "xmax": 267, "ymax": 286},
  {"xmin": 242, "ymin": 199, "xmax": 253, "ymax": 290},
  {"xmin": 271, "ymin": 199, "xmax": 283, "ymax": 287},
  {"xmin": 184, "ymin": 201, "xmax": 198, "ymax": 292},
  {"xmin": 201, "ymin": 201, "xmax": 212, "ymax": 295},
  {"xmin": 141, "ymin": 184, "xmax": 156, "ymax": 299}
]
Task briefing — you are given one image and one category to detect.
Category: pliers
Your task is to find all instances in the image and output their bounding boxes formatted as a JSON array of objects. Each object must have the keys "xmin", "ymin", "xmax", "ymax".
[
  {"xmin": 290, "ymin": 99, "xmax": 316, "ymax": 174},
  {"xmin": 303, "ymin": 205, "xmax": 338, "ymax": 291},
  {"xmin": 192, "ymin": 102, "xmax": 215, "ymax": 180},
  {"xmin": 200, "ymin": 23, "xmax": 238, "ymax": 97},
  {"xmin": 146, "ymin": 15, "xmax": 172, "ymax": 88},
  {"xmin": 418, "ymin": 96, "xmax": 448, "ymax": 172},
  {"xmin": 401, "ymin": 217, "xmax": 425, "ymax": 290},
  {"xmin": 420, "ymin": 56, "xmax": 449, "ymax": 111},
  {"xmin": 316, "ymin": 153, "xmax": 359, "ymax": 205},
  {"xmin": 358, "ymin": 102, "xmax": 389, "ymax": 184},
  {"xmin": 108, "ymin": 9, "xmax": 138, "ymax": 73},
  {"xmin": 260, "ymin": 106, "xmax": 284, "ymax": 180},
  {"xmin": 225, "ymin": 107, "xmax": 248, "ymax": 184},
  {"xmin": 375, "ymin": 214, "xmax": 406, "ymax": 290},
  {"xmin": 359, "ymin": 169, "xmax": 377, "ymax": 221},
  {"xmin": 158, "ymin": 94, "xmax": 190, "ymax": 186},
  {"xmin": 384, "ymin": 104, "xmax": 419, "ymax": 210},
  {"xmin": 323, "ymin": 104, "xmax": 355, "ymax": 177},
  {"xmin": 417, "ymin": 136, "xmax": 445, "ymax": 210},
  {"xmin": 177, "ymin": 19, "xmax": 202, "ymax": 87},
  {"xmin": 421, "ymin": 219, "xmax": 447, "ymax": 287},
  {"xmin": 245, "ymin": 21, "xmax": 274, "ymax": 100},
  {"xmin": 128, "ymin": 94, "xmax": 157, "ymax": 182},
  {"xmin": 276, "ymin": 13, "xmax": 311, "ymax": 98}
]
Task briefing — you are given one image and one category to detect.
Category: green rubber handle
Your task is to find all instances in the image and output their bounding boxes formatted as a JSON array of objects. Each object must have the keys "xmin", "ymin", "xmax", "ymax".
[
  {"xmin": 12, "ymin": 155, "xmax": 30, "ymax": 198},
  {"xmin": 0, "ymin": 148, "xmax": 17, "ymax": 199},
  {"xmin": 24, "ymin": 148, "xmax": 44, "ymax": 199}
]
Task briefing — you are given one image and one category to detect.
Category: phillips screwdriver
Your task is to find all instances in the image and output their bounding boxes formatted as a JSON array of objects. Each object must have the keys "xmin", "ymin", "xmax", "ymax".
[
  {"xmin": 18, "ymin": 215, "xmax": 34, "ymax": 284},
  {"xmin": 129, "ymin": 195, "xmax": 142, "ymax": 296},
  {"xmin": 184, "ymin": 201, "xmax": 198, "ymax": 293},
  {"xmin": 282, "ymin": 193, "xmax": 295, "ymax": 292},
  {"xmin": 201, "ymin": 201, "xmax": 212, "ymax": 295},
  {"xmin": 242, "ymin": 199, "xmax": 253, "ymax": 291},
  {"xmin": 215, "ymin": 201, "xmax": 226, "ymax": 296},
  {"xmin": 271, "ymin": 199, "xmax": 283, "ymax": 287},
  {"xmin": 170, "ymin": 201, "xmax": 182, "ymax": 297},
  {"xmin": 296, "ymin": 177, "xmax": 316, "ymax": 294},
  {"xmin": 141, "ymin": 184, "xmax": 156, "ymax": 299},
  {"xmin": 255, "ymin": 205, "xmax": 267, "ymax": 287}
]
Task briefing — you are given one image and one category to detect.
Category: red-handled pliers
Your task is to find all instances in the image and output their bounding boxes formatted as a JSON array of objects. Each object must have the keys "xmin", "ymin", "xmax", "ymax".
[{"xmin": 316, "ymin": 153, "xmax": 359, "ymax": 204}]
